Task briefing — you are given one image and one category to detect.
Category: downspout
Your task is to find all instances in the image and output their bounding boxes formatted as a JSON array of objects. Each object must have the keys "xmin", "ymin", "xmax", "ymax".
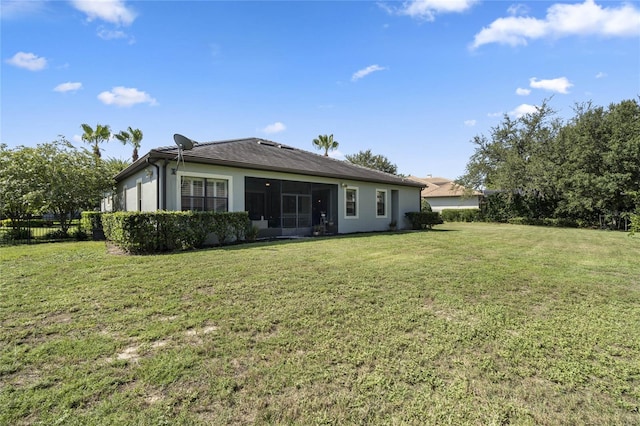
[
  {"xmin": 162, "ymin": 159, "xmax": 168, "ymax": 210},
  {"xmin": 146, "ymin": 158, "xmax": 161, "ymax": 210}
]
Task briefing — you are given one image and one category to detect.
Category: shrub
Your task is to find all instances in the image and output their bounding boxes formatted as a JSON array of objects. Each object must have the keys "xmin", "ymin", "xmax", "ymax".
[
  {"xmin": 43, "ymin": 229, "xmax": 72, "ymax": 240},
  {"xmin": 441, "ymin": 209, "xmax": 481, "ymax": 222},
  {"xmin": 102, "ymin": 211, "xmax": 250, "ymax": 254},
  {"xmin": 0, "ymin": 228, "xmax": 32, "ymax": 242},
  {"xmin": 81, "ymin": 212, "xmax": 103, "ymax": 234},
  {"xmin": 405, "ymin": 211, "xmax": 443, "ymax": 230},
  {"xmin": 630, "ymin": 213, "xmax": 640, "ymax": 236}
]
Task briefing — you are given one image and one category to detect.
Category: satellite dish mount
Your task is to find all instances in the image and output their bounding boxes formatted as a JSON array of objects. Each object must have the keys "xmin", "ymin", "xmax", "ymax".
[{"xmin": 172, "ymin": 133, "xmax": 196, "ymax": 173}]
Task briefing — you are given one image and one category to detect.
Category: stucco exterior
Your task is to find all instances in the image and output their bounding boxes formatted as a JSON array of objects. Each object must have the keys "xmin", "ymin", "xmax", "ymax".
[{"xmin": 108, "ymin": 138, "xmax": 422, "ymax": 236}]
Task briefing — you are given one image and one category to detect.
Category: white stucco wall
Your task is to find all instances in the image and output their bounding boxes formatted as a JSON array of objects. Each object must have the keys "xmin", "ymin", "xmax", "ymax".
[
  {"xmin": 116, "ymin": 159, "xmax": 421, "ymax": 233},
  {"xmin": 426, "ymin": 196, "xmax": 481, "ymax": 212}
]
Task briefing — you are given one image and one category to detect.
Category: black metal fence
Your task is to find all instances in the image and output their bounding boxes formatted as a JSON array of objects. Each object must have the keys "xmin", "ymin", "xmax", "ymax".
[{"xmin": 0, "ymin": 217, "xmax": 85, "ymax": 246}]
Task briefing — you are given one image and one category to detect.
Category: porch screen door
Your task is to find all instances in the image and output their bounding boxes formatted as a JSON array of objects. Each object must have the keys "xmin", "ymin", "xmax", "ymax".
[{"xmin": 282, "ymin": 194, "xmax": 311, "ymax": 229}]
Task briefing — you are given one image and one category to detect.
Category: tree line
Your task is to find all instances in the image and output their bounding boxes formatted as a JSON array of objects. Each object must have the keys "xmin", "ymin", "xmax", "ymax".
[
  {"xmin": 457, "ymin": 98, "xmax": 640, "ymax": 229},
  {"xmin": 0, "ymin": 123, "xmax": 142, "ymax": 234}
]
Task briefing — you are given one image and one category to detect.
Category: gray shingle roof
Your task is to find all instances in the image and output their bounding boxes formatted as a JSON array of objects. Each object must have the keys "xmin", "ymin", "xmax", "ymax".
[{"xmin": 117, "ymin": 137, "xmax": 423, "ymax": 188}]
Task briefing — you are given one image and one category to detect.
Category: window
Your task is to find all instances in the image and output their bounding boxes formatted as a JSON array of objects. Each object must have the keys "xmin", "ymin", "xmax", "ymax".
[
  {"xmin": 376, "ymin": 189, "xmax": 387, "ymax": 217},
  {"xmin": 181, "ymin": 177, "xmax": 228, "ymax": 212},
  {"xmin": 345, "ymin": 187, "xmax": 358, "ymax": 218},
  {"xmin": 136, "ymin": 181, "xmax": 142, "ymax": 211}
]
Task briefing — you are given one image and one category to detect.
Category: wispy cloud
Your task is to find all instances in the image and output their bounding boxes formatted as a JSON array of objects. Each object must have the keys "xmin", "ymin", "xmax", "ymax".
[
  {"xmin": 388, "ymin": 0, "xmax": 478, "ymax": 21},
  {"xmin": 595, "ymin": 71, "xmax": 607, "ymax": 79},
  {"xmin": 352, "ymin": 64, "xmax": 386, "ymax": 82},
  {"xmin": 5, "ymin": 51, "xmax": 47, "ymax": 71},
  {"xmin": 516, "ymin": 87, "xmax": 531, "ymax": 96},
  {"xmin": 0, "ymin": 0, "xmax": 48, "ymax": 19},
  {"xmin": 97, "ymin": 27, "xmax": 135, "ymax": 43},
  {"xmin": 54, "ymin": 82, "xmax": 83, "ymax": 93},
  {"xmin": 262, "ymin": 122, "xmax": 286, "ymax": 134},
  {"xmin": 70, "ymin": 0, "xmax": 136, "ymax": 26},
  {"xmin": 97, "ymin": 86, "xmax": 157, "ymax": 107},
  {"xmin": 529, "ymin": 77, "xmax": 573, "ymax": 94},
  {"xmin": 510, "ymin": 103, "xmax": 538, "ymax": 118},
  {"xmin": 471, "ymin": 0, "xmax": 640, "ymax": 49},
  {"xmin": 464, "ymin": 119, "xmax": 477, "ymax": 127}
]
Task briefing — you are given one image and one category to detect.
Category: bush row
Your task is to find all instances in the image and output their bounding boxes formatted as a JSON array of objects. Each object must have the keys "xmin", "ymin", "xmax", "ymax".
[
  {"xmin": 0, "ymin": 218, "xmax": 56, "ymax": 228},
  {"xmin": 630, "ymin": 213, "xmax": 640, "ymax": 236},
  {"xmin": 405, "ymin": 211, "xmax": 443, "ymax": 230},
  {"xmin": 101, "ymin": 211, "xmax": 250, "ymax": 254},
  {"xmin": 441, "ymin": 209, "xmax": 481, "ymax": 222},
  {"xmin": 506, "ymin": 217, "xmax": 580, "ymax": 228}
]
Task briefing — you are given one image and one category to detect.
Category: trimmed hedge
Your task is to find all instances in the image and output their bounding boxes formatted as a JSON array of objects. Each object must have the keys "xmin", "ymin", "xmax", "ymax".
[
  {"xmin": 441, "ymin": 209, "xmax": 481, "ymax": 223},
  {"xmin": 81, "ymin": 211, "xmax": 104, "ymax": 240},
  {"xmin": 102, "ymin": 211, "xmax": 250, "ymax": 254},
  {"xmin": 630, "ymin": 213, "xmax": 640, "ymax": 236},
  {"xmin": 507, "ymin": 217, "xmax": 579, "ymax": 228},
  {"xmin": 0, "ymin": 218, "xmax": 55, "ymax": 228},
  {"xmin": 405, "ymin": 211, "xmax": 443, "ymax": 230}
]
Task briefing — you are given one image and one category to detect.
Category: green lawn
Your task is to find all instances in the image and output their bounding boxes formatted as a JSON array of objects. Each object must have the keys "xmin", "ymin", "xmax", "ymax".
[{"xmin": 1, "ymin": 223, "xmax": 639, "ymax": 425}]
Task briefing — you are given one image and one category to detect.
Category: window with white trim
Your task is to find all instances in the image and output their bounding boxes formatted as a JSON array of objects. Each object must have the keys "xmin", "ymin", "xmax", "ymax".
[
  {"xmin": 181, "ymin": 177, "xmax": 228, "ymax": 212},
  {"xmin": 345, "ymin": 187, "xmax": 358, "ymax": 218},
  {"xmin": 376, "ymin": 189, "xmax": 387, "ymax": 217}
]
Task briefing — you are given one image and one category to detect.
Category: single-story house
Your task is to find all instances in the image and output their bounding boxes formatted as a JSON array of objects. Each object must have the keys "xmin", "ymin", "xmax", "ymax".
[
  {"xmin": 106, "ymin": 137, "xmax": 424, "ymax": 237},
  {"xmin": 408, "ymin": 176, "xmax": 482, "ymax": 212}
]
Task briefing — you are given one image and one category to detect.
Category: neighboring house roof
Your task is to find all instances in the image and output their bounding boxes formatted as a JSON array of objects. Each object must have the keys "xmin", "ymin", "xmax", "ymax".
[
  {"xmin": 408, "ymin": 176, "xmax": 482, "ymax": 198},
  {"xmin": 116, "ymin": 137, "xmax": 423, "ymax": 188}
]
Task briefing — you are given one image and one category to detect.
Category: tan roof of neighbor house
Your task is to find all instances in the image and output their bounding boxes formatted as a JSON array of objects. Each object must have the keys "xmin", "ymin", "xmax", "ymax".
[{"xmin": 408, "ymin": 176, "xmax": 482, "ymax": 198}]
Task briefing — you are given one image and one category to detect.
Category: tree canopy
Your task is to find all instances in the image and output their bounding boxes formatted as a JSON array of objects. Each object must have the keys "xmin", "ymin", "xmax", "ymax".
[
  {"xmin": 312, "ymin": 134, "xmax": 339, "ymax": 156},
  {"xmin": 0, "ymin": 139, "xmax": 116, "ymax": 233},
  {"xmin": 457, "ymin": 98, "xmax": 640, "ymax": 227},
  {"xmin": 345, "ymin": 149, "xmax": 398, "ymax": 175},
  {"xmin": 81, "ymin": 123, "xmax": 111, "ymax": 159},
  {"xmin": 114, "ymin": 126, "xmax": 143, "ymax": 162}
]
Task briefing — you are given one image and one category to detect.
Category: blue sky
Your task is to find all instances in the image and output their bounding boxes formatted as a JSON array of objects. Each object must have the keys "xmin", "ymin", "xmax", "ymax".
[{"xmin": 2, "ymin": 0, "xmax": 639, "ymax": 179}]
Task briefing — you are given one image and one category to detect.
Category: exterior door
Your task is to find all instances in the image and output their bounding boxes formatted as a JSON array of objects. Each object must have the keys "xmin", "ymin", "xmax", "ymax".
[{"xmin": 282, "ymin": 194, "xmax": 312, "ymax": 232}]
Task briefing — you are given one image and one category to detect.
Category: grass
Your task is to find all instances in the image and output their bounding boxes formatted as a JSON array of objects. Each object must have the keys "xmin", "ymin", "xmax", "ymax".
[{"xmin": 1, "ymin": 223, "xmax": 639, "ymax": 425}]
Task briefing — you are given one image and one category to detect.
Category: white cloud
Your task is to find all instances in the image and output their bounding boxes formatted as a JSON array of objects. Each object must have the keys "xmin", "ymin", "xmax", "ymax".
[
  {"xmin": 471, "ymin": 0, "xmax": 640, "ymax": 49},
  {"xmin": 464, "ymin": 119, "xmax": 477, "ymax": 127},
  {"xmin": 54, "ymin": 82, "xmax": 83, "ymax": 93},
  {"xmin": 510, "ymin": 103, "xmax": 538, "ymax": 118},
  {"xmin": 1, "ymin": 0, "xmax": 48, "ymax": 19},
  {"xmin": 595, "ymin": 71, "xmax": 607, "ymax": 79},
  {"xmin": 70, "ymin": 0, "xmax": 136, "ymax": 26},
  {"xmin": 262, "ymin": 122, "xmax": 286, "ymax": 134},
  {"xmin": 5, "ymin": 51, "xmax": 47, "ymax": 71},
  {"xmin": 393, "ymin": 0, "xmax": 478, "ymax": 21},
  {"xmin": 507, "ymin": 4, "xmax": 530, "ymax": 16},
  {"xmin": 516, "ymin": 87, "xmax": 531, "ymax": 96},
  {"xmin": 352, "ymin": 64, "xmax": 386, "ymax": 82},
  {"xmin": 97, "ymin": 86, "xmax": 157, "ymax": 107},
  {"xmin": 487, "ymin": 111, "xmax": 503, "ymax": 118},
  {"xmin": 97, "ymin": 27, "xmax": 125, "ymax": 39},
  {"xmin": 529, "ymin": 76, "xmax": 573, "ymax": 94},
  {"xmin": 328, "ymin": 149, "xmax": 345, "ymax": 160}
]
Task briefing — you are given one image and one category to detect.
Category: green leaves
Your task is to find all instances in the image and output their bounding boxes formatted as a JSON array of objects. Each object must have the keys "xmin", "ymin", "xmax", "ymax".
[
  {"xmin": 345, "ymin": 149, "xmax": 398, "ymax": 175},
  {"xmin": 311, "ymin": 134, "xmax": 339, "ymax": 157},
  {"xmin": 459, "ymin": 98, "xmax": 640, "ymax": 228},
  {"xmin": 0, "ymin": 140, "xmax": 115, "ymax": 232}
]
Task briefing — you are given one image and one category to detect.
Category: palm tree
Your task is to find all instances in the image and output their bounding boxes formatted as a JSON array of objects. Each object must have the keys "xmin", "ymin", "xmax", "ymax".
[
  {"xmin": 312, "ymin": 134, "xmax": 339, "ymax": 157},
  {"xmin": 114, "ymin": 127, "xmax": 143, "ymax": 161},
  {"xmin": 81, "ymin": 123, "xmax": 111, "ymax": 159}
]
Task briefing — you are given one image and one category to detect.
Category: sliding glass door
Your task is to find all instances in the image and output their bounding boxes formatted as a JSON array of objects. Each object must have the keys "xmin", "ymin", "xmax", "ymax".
[{"xmin": 282, "ymin": 194, "xmax": 312, "ymax": 229}]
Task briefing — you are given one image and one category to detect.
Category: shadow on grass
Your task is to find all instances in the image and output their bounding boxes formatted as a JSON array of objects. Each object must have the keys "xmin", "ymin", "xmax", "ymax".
[{"xmin": 105, "ymin": 228, "xmax": 460, "ymax": 255}]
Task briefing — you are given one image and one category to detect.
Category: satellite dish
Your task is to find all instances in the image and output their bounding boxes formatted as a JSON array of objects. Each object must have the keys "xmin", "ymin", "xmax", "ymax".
[
  {"xmin": 173, "ymin": 133, "xmax": 195, "ymax": 150},
  {"xmin": 172, "ymin": 134, "xmax": 197, "ymax": 173}
]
